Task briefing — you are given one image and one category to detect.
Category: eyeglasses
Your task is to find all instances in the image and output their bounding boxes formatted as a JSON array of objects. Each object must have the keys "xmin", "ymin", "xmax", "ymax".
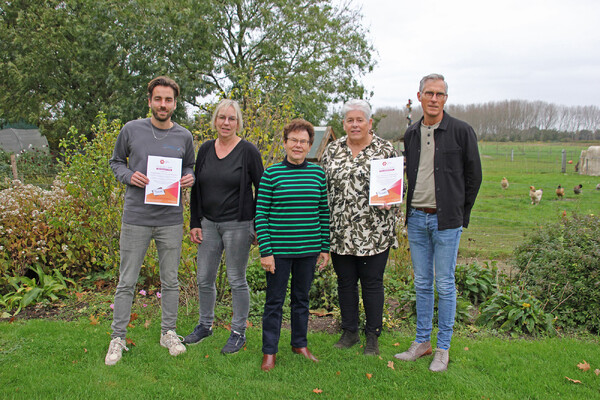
[
  {"xmin": 287, "ymin": 138, "xmax": 310, "ymax": 146},
  {"xmin": 421, "ymin": 91, "xmax": 447, "ymax": 100},
  {"xmin": 217, "ymin": 115, "xmax": 237, "ymax": 122}
]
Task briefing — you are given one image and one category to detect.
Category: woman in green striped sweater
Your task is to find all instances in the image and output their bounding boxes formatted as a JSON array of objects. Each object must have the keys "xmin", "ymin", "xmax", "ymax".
[{"xmin": 256, "ymin": 119, "xmax": 330, "ymax": 372}]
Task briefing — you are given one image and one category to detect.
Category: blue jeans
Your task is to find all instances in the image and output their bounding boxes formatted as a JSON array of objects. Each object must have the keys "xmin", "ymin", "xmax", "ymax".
[
  {"xmin": 262, "ymin": 255, "xmax": 317, "ymax": 354},
  {"xmin": 407, "ymin": 208, "xmax": 462, "ymax": 350},
  {"xmin": 111, "ymin": 223, "xmax": 183, "ymax": 339},
  {"xmin": 196, "ymin": 218, "xmax": 254, "ymax": 334}
]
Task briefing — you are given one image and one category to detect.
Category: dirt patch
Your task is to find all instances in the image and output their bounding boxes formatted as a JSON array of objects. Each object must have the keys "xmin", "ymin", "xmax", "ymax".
[
  {"xmin": 2, "ymin": 298, "xmax": 343, "ymax": 333},
  {"xmin": 1, "ymin": 300, "xmax": 86, "ymax": 322},
  {"xmin": 282, "ymin": 313, "xmax": 340, "ymax": 334}
]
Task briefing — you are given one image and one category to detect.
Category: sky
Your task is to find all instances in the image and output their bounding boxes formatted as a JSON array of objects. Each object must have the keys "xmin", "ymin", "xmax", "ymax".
[{"xmin": 350, "ymin": 0, "xmax": 600, "ymax": 111}]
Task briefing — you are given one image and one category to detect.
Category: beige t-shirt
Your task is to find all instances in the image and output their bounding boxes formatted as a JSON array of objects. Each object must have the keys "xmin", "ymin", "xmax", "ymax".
[{"xmin": 411, "ymin": 122, "xmax": 440, "ymax": 208}]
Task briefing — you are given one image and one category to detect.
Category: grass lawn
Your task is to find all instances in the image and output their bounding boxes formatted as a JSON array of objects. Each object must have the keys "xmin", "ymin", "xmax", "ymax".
[
  {"xmin": 1, "ymin": 315, "xmax": 599, "ymax": 399},
  {"xmin": 461, "ymin": 141, "xmax": 600, "ymax": 260},
  {"xmin": 2, "ymin": 141, "xmax": 600, "ymax": 398}
]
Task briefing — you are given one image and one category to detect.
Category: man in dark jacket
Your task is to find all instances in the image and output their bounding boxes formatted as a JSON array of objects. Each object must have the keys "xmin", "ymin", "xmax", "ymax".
[{"xmin": 395, "ymin": 73, "xmax": 482, "ymax": 372}]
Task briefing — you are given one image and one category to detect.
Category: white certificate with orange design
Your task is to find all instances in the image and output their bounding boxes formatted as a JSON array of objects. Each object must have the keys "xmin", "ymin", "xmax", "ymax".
[
  {"xmin": 369, "ymin": 156, "xmax": 404, "ymax": 206},
  {"xmin": 144, "ymin": 156, "xmax": 182, "ymax": 206}
]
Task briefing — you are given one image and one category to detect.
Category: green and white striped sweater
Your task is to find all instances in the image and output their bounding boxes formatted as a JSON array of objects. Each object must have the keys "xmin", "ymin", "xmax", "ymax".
[{"xmin": 255, "ymin": 158, "xmax": 330, "ymax": 258}]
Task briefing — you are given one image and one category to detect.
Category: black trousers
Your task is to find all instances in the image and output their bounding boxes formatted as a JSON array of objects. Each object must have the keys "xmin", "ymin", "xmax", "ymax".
[
  {"xmin": 331, "ymin": 249, "xmax": 389, "ymax": 336},
  {"xmin": 262, "ymin": 255, "xmax": 317, "ymax": 354}
]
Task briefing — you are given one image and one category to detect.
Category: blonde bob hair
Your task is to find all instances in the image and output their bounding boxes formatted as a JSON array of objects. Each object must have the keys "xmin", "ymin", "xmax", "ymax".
[{"xmin": 210, "ymin": 99, "xmax": 244, "ymax": 133}]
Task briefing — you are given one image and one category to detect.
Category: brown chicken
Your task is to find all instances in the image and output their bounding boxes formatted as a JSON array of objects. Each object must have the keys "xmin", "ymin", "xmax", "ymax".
[
  {"xmin": 556, "ymin": 184, "xmax": 564, "ymax": 200},
  {"xmin": 501, "ymin": 177, "xmax": 509, "ymax": 190},
  {"xmin": 573, "ymin": 184, "xmax": 583, "ymax": 195}
]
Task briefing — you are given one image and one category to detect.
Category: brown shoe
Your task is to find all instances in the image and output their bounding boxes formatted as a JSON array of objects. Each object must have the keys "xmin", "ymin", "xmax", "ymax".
[
  {"xmin": 261, "ymin": 354, "xmax": 276, "ymax": 371},
  {"xmin": 291, "ymin": 346, "xmax": 319, "ymax": 362}
]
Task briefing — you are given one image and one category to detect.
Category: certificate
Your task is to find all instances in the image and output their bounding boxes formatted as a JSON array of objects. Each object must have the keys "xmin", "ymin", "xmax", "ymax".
[
  {"xmin": 144, "ymin": 155, "xmax": 182, "ymax": 206},
  {"xmin": 369, "ymin": 156, "xmax": 404, "ymax": 206}
]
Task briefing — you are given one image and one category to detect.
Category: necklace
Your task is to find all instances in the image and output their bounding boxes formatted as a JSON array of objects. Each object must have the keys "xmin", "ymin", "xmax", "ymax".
[{"xmin": 151, "ymin": 122, "xmax": 173, "ymax": 141}]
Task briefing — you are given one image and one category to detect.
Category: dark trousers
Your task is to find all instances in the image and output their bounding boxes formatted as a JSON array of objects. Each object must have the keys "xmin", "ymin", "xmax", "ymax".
[
  {"xmin": 331, "ymin": 249, "xmax": 389, "ymax": 336},
  {"xmin": 262, "ymin": 255, "xmax": 317, "ymax": 354}
]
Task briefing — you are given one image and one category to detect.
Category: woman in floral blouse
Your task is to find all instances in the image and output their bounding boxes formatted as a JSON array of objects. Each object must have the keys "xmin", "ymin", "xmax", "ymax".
[{"xmin": 321, "ymin": 99, "xmax": 398, "ymax": 356}]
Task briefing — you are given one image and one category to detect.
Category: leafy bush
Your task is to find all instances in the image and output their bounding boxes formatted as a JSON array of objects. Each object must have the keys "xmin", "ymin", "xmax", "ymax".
[
  {"xmin": 0, "ymin": 114, "xmax": 124, "ymax": 283},
  {"xmin": 456, "ymin": 261, "xmax": 497, "ymax": 306},
  {"xmin": 477, "ymin": 287, "xmax": 555, "ymax": 337},
  {"xmin": 513, "ymin": 213, "xmax": 600, "ymax": 333},
  {"xmin": 246, "ymin": 257, "xmax": 267, "ymax": 292},
  {"xmin": 248, "ymin": 290, "xmax": 266, "ymax": 323},
  {"xmin": 309, "ymin": 266, "xmax": 338, "ymax": 311},
  {"xmin": 1, "ymin": 265, "xmax": 76, "ymax": 313}
]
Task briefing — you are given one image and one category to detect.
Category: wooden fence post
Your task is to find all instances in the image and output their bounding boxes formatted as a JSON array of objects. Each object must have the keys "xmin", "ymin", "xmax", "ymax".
[
  {"xmin": 561, "ymin": 149, "xmax": 566, "ymax": 173},
  {"xmin": 10, "ymin": 154, "xmax": 19, "ymax": 180}
]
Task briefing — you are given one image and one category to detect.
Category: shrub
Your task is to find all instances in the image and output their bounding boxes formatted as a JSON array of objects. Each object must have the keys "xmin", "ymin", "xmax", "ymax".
[
  {"xmin": 0, "ymin": 265, "xmax": 76, "ymax": 313},
  {"xmin": 246, "ymin": 257, "xmax": 267, "ymax": 292},
  {"xmin": 513, "ymin": 213, "xmax": 600, "ymax": 333},
  {"xmin": 309, "ymin": 266, "xmax": 338, "ymax": 311},
  {"xmin": 455, "ymin": 261, "xmax": 498, "ymax": 306},
  {"xmin": 477, "ymin": 287, "xmax": 555, "ymax": 337},
  {"xmin": 0, "ymin": 180, "xmax": 74, "ymax": 277},
  {"xmin": 0, "ymin": 114, "xmax": 124, "ymax": 284}
]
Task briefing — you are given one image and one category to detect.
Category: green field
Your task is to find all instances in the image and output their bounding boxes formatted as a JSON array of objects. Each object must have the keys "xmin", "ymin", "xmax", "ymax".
[{"xmin": 461, "ymin": 141, "xmax": 600, "ymax": 260}]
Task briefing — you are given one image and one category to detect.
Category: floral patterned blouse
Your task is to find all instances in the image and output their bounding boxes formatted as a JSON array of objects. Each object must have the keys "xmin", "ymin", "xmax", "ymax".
[{"xmin": 321, "ymin": 134, "xmax": 399, "ymax": 256}]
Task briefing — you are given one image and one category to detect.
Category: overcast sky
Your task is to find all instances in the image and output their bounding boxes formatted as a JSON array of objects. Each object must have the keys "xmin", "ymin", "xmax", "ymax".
[{"xmin": 350, "ymin": 0, "xmax": 600, "ymax": 111}]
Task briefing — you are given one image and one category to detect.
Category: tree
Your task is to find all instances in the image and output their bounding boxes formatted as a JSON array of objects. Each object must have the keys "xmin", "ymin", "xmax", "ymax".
[
  {"xmin": 199, "ymin": 0, "xmax": 376, "ymax": 123},
  {"xmin": 0, "ymin": 0, "xmax": 216, "ymax": 146},
  {"xmin": 1, "ymin": 0, "xmax": 375, "ymax": 145}
]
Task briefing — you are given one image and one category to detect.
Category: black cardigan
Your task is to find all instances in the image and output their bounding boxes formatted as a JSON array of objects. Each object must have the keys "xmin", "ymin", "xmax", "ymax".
[
  {"xmin": 190, "ymin": 139, "xmax": 264, "ymax": 229},
  {"xmin": 404, "ymin": 112, "xmax": 482, "ymax": 230}
]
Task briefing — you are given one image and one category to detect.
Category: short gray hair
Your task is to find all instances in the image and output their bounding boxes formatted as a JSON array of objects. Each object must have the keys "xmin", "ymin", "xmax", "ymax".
[
  {"xmin": 342, "ymin": 99, "xmax": 372, "ymax": 119},
  {"xmin": 211, "ymin": 99, "xmax": 244, "ymax": 133},
  {"xmin": 419, "ymin": 73, "xmax": 448, "ymax": 94}
]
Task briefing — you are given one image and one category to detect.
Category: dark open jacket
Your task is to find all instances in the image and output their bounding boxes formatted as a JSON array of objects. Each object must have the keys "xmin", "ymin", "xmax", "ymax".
[
  {"xmin": 190, "ymin": 139, "xmax": 264, "ymax": 229},
  {"xmin": 404, "ymin": 112, "xmax": 482, "ymax": 230}
]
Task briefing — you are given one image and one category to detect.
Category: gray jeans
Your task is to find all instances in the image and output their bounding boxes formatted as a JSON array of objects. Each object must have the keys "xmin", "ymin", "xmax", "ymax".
[
  {"xmin": 196, "ymin": 218, "xmax": 254, "ymax": 333},
  {"xmin": 111, "ymin": 222, "xmax": 183, "ymax": 339}
]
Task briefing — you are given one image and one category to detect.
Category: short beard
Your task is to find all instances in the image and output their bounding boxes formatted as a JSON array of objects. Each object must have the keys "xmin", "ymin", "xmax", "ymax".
[{"xmin": 152, "ymin": 108, "xmax": 173, "ymax": 122}]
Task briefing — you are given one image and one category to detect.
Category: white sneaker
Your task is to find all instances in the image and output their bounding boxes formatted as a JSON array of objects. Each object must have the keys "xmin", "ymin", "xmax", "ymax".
[
  {"xmin": 160, "ymin": 330, "xmax": 186, "ymax": 356},
  {"xmin": 105, "ymin": 337, "xmax": 129, "ymax": 365}
]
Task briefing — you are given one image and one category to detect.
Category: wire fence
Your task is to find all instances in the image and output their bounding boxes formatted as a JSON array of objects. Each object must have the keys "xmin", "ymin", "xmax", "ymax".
[
  {"xmin": 478, "ymin": 143, "xmax": 587, "ymax": 174},
  {"xmin": 0, "ymin": 150, "xmax": 58, "ymax": 189}
]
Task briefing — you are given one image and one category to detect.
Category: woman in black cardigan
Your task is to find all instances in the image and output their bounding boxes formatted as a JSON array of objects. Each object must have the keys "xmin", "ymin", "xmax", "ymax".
[{"xmin": 183, "ymin": 99, "xmax": 264, "ymax": 354}]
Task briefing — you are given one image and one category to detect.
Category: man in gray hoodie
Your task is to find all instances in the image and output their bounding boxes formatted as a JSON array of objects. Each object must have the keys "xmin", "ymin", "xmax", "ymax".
[{"xmin": 105, "ymin": 76, "xmax": 195, "ymax": 365}]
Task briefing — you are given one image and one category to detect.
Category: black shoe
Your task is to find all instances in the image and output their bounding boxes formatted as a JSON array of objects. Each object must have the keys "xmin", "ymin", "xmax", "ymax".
[
  {"xmin": 333, "ymin": 330, "xmax": 360, "ymax": 349},
  {"xmin": 221, "ymin": 330, "xmax": 246, "ymax": 354},
  {"xmin": 364, "ymin": 333, "xmax": 380, "ymax": 355},
  {"xmin": 183, "ymin": 324, "xmax": 212, "ymax": 345}
]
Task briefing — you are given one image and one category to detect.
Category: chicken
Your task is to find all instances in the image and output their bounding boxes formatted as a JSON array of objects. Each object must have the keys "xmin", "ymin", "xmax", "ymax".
[
  {"xmin": 596, "ymin": 183, "xmax": 600, "ymax": 191},
  {"xmin": 573, "ymin": 184, "xmax": 583, "ymax": 195},
  {"xmin": 529, "ymin": 186, "xmax": 543, "ymax": 205},
  {"xmin": 501, "ymin": 177, "xmax": 509, "ymax": 190},
  {"xmin": 556, "ymin": 184, "xmax": 564, "ymax": 200}
]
